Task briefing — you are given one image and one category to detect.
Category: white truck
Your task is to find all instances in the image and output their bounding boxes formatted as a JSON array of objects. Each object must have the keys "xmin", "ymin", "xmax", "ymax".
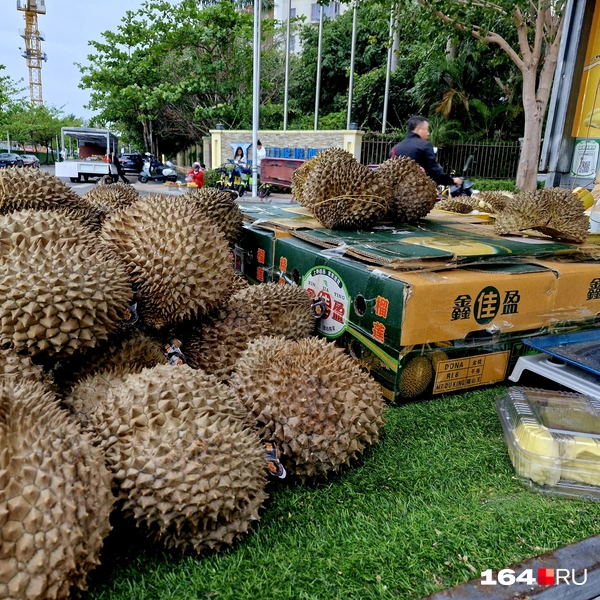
[{"xmin": 54, "ymin": 127, "xmax": 119, "ymax": 182}]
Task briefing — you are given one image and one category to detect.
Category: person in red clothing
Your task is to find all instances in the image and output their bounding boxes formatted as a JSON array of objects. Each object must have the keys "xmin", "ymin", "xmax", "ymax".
[{"xmin": 186, "ymin": 162, "xmax": 204, "ymax": 187}]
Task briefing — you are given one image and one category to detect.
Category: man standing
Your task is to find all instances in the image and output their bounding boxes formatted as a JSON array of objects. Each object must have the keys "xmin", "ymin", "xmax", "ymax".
[{"xmin": 390, "ymin": 116, "xmax": 463, "ymax": 187}]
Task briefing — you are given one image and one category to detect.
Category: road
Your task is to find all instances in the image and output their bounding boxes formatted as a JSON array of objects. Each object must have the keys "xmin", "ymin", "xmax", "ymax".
[{"xmin": 41, "ymin": 164, "xmax": 295, "ymax": 204}]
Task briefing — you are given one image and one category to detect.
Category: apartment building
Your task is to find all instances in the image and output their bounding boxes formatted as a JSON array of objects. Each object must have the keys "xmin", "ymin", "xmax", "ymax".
[{"xmin": 273, "ymin": 0, "xmax": 347, "ymax": 52}]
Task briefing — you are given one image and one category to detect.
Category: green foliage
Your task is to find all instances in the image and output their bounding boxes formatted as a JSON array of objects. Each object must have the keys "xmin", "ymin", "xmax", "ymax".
[
  {"xmin": 79, "ymin": 0, "xmax": 280, "ymax": 154},
  {"xmin": 202, "ymin": 168, "xmax": 220, "ymax": 188},
  {"xmin": 84, "ymin": 385, "xmax": 600, "ymax": 599},
  {"xmin": 472, "ymin": 178, "xmax": 517, "ymax": 192}
]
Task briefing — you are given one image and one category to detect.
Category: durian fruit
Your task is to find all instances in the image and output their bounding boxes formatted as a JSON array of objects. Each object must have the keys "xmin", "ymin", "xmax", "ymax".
[
  {"xmin": 429, "ymin": 350, "xmax": 449, "ymax": 371},
  {"xmin": 306, "ymin": 158, "xmax": 391, "ymax": 229},
  {"xmin": 513, "ymin": 421, "xmax": 561, "ymax": 486},
  {"xmin": 469, "ymin": 191, "xmax": 511, "ymax": 213},
  {"xmin": 398, "ymin": 356, "xmax": 433, "ymax": 399},
  {"xmin": 494, "ymin": 188, "xmax": 589, "ymax": 243},
  {"xmin": 0, "ymin": 378, "xmax": 113, "ymax": 599},
  {"xmin": 233, "ymin": 283, "xmax": 315, "ymax": 340},
  {"xmin": 52, "ymin": 330, "xmax": 168, "ymax": 392},
  {"xmin": 376, "ymin": 157, "xmax": 438, "ymax": 222},
  {"xmin": 82, "ymin": 183, "xmax": 140, "ymax": 217},
  {"xmin": 75, "ymin": 365, "xmax": 267, "ymax": 554},
  {"xmin": 230, "ymin": 336, "xmax": 386, "ymax": 480},
  {"xmin": 178, "ymin": 297, "xmax": 271, "ymax": 381},
  {"xmin": 100, "ymin": 195, "xmax": 234, "ymax": 329},
  {"xmin": 183, "ymin": 187, "xmax": 244, "ymax": 246},
  {"xmin": 292, "ymin": 148, "xmax": 355, "ymax": 207},
  {"xmin": 0, "ymin": 210, "xmax": 131, "ymax": 356},
  {"xmin": 435, "ymin": 199, "xmax": 473, "ymax": 214},
  {"xmin": 64, "ymin": 368, "xmax": 130, "ymax": 428},
  {"xmin": 0, "ymin": 347, "xmax": 52, "ymax": 387},
  {"xmin": 0, "ymin": 168, "xmax": 101, "ymax": 229}
]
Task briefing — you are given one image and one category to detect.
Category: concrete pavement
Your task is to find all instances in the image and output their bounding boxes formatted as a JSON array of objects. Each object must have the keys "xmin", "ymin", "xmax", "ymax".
[{"xmin": 41, "ymin": 164, "xmax": 296, "ymax": 204}]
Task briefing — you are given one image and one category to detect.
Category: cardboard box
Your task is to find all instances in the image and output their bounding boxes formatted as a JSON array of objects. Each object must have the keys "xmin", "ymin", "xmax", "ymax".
[
  {"xmin": 239, "ymin": 205, "xmax": 600, "ymax": 401},
  {"xmin": 234, "ymin": 225, "xmax": 291, "ymax": 284},
  {"xmin": 270, "ymin": 237, "xmax": 600, "ymax": 402}
]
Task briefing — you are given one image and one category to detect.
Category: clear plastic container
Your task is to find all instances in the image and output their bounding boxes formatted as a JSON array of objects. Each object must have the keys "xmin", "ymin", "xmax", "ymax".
[{"xmin": 497, "ymin": 387, "xmax": 600, "ymax": 500}]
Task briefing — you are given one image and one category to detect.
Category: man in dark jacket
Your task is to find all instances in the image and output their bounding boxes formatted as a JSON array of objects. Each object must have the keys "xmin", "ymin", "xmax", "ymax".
[{"xmin": 390, "ymin": 116, "xmax": 463, "ymax": 187}]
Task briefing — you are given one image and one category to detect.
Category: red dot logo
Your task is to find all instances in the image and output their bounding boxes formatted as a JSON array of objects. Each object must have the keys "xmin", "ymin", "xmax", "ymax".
[{"xmin": 537, "ymin": 568, "xmax": 555, "ymax": 586}]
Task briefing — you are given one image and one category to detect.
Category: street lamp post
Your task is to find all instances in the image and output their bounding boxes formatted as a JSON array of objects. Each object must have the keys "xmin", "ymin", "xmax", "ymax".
[{"xmin": 252, "ymin": 0, "xmax": 262, "ymax": 197}]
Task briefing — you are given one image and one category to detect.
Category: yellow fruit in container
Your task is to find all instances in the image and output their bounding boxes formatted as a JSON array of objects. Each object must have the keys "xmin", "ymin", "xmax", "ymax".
[
  {"xmin": 561, "ymin": 436, "xmax": 600, "ymax": 486},
  {"xmin": 513, "ymin": 421, "xmax": 560, "ymax": 486}
]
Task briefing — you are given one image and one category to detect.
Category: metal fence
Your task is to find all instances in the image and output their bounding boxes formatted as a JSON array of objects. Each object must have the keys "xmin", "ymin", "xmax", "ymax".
[{"xmin": 360, "ymin": 139, "xmax": 522, "ymax": 179}]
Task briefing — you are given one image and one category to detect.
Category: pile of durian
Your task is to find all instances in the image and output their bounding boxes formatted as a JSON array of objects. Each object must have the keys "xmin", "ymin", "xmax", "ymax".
[
  {"xmin": 292, "ymin": 149, "xmax": 438, "ymax": 229},
  {"xmin": 436, "ymin": 188, "xmax": 590, "ymax": 244},
  {"xmin": 0, "ymin": 170, "xmax": 386, "ymax": 598}
]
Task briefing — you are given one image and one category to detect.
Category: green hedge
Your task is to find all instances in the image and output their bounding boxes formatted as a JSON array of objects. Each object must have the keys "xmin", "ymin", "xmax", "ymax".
[{"xmin": 472, "ymin": 178, "xmax": 518, "ymax": 193}]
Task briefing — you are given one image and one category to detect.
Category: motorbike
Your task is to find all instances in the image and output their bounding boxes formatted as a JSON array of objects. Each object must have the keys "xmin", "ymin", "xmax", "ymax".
[
  {"xmin": 215, "ymin": 160, "xmax": 252, "ymax": 196},
  {"xmin": 438, "ymin": 155, "xmax": 475, "ymax": 199},
  {"xmin": 138, "ymin": 153, "xmax": 178, "ymax": 183}
]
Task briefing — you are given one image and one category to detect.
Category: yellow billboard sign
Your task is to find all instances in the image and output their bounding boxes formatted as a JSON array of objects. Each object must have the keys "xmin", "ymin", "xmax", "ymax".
[{"xmin": 572, "ymin": 1, "xmax": 600, "ymax": 138}]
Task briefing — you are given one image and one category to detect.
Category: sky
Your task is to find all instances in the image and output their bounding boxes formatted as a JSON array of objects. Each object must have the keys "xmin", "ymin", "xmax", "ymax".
[{"xmin": 0, "ymin": 0, "xmax": 146, "ymax": 120}]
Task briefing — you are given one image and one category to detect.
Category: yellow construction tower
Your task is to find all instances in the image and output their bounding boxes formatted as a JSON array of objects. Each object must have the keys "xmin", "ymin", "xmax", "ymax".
[{"xmin": 16, "ymin": 0, "xmax": 47, "ymax": 105}]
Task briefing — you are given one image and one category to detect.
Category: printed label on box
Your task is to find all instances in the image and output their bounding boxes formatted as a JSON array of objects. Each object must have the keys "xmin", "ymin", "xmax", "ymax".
[
  {"xmin": 432, "ymin": 351, "xmax": 510, "ymax": 394},
  {"xmin": 303, "ymin": 266, "xmax": 350, "ymax": 338}
]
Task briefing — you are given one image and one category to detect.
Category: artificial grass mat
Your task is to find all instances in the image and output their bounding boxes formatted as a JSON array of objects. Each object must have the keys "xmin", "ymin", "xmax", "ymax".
[{"xmin": 85, "ymin": 385, "xmax": 600, "ymax": 599}]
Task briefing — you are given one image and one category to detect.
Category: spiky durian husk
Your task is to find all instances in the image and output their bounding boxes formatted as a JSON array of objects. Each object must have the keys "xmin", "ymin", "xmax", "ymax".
[
  {"xmin": 0, "ymin": 210, "xmax": 131, "ymax": 357},
  {"xmin": 305, "ymin": 158, "xmax": 391, "ymax": 229},
  {"xmin": 228, "ymin": 272, "xmax": 250, "ymax": 296},
  {"xmin": 398, "ymin": 356, "xmax": 433, "ymax": 399},
  {"xmin": 52, "ymin": 330, "xmax": 168, "ymax": 392},
  {"xmin": 469, "ymin": 191, "xmax": 511, "ymax": 213},
  {"xmin": 376, "ymin": 157, "xmax": 438, "ymax": 222},
  {"xmin": 230, "ymin": 336, "xmax": 385, "ymax": 480},
  {"xmin": 494, "ymin": 188, "xmax": 589, "ymax": 243},
  {"xmin": 82, "ymin": 183, "xmax": 140, "ymax": 217},
  {"xmin": 436, "ymin": 199, "xmax": 473, "ymax": 214},
  {"xmin": 0, "ymin": 378, "xmax": 113, "ymax": 599},
  {"xmin": 100, "ymin": 195, "xmax": 234, "ymax": 329},
  {"xmin": 182, "ymin": 188, "xmax": 244, "ymax": 246},
  {"xmin": 233, "ymin": 283, "xmax": 315, "ymax": 340},
  {"xmin": 77, "ymin": 365, "xmax": 267, "ymax": 553},
  {"xmin": 0, "ymin": 168, "xmax": 101, "ymax": 229},
  {"xmin": 292, "ymin": 149, "xmax": 354, "ymax": 207},
  {"xmin": 0, "ymin": 347, "xmax": 52, "ymax": 387},
  {"xmin": 178, "ymin": 298, "xmax": 271, "ymax": 381}
]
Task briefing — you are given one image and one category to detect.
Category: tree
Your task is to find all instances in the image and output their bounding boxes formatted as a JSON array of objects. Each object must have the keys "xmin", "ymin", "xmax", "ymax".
[{"xmin": 416, "ymin": 0, "xmax": 565, "ymax": 190}]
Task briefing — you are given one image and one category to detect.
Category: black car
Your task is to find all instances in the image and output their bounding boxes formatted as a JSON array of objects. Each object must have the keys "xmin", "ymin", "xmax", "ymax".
[
  {"xmin": 118, "ymin": 152, "xmax": 144, "ymax": 173},
  {"xmin": 0, "ymin": 153, "xmax": 24, "ymax": 168}
]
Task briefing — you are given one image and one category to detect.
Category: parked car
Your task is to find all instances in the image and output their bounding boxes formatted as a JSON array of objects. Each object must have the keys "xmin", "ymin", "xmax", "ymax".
[
  {"xmin": 118, "ymin": 152, "xmax": 144, "ymax": 173},
  {"xmin": 20, "ymin": 154, "xmax": 40, "ymax": 168},
  {"xmin": 0, "ymin": 153, "xmax": 24, "ymax": 168}
]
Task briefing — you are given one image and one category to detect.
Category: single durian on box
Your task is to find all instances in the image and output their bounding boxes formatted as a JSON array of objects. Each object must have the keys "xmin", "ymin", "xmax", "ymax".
[
  {"xmin": 293, "ymin": 148, "xmax": 355, "ymax": 208},
  {"xmin": 494, "ymin": 188, "xmax": 589, "ymax": 243},
  {"xmin": 233, "ymin": 282, "xmax": 315, "ymax": 340},
  {"xmin": 100, "ymin": 195, "xmax": 234, "ymax": 329},
  {"xmin": 0, "ymin": 378, "xmax": 113, "ymax": 600},
  {"xmin": 230, "ymin": 336, "xmax": 386, "ymax": 480},
  {"xmin": 0, "ymin": 209, "xmax": 131, "ymax": 357},
  {"xmin": 513, "ymin": 421, "xmax": 561, "ymax": 486},
  {"xmin": 303, "ymin": 152, "xmax": 391, "ymax": 229},
  {"xmin": 74, "ymin": 365, "xmax": 268, "ymax": 554},
  {"xmin": 183, "ymin": 187, "xmax": 244, "ymax": 246},
  {"xmin": 435, "ymin": 199, "xmax": 473, "ymax": 214},
  {"xmin": 469, "ymin": 191, "xmax": 511, "ymax": 213},
  {"xmin": 376, "ymin": 156, "xmax": 438, "ymax": 222}
]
